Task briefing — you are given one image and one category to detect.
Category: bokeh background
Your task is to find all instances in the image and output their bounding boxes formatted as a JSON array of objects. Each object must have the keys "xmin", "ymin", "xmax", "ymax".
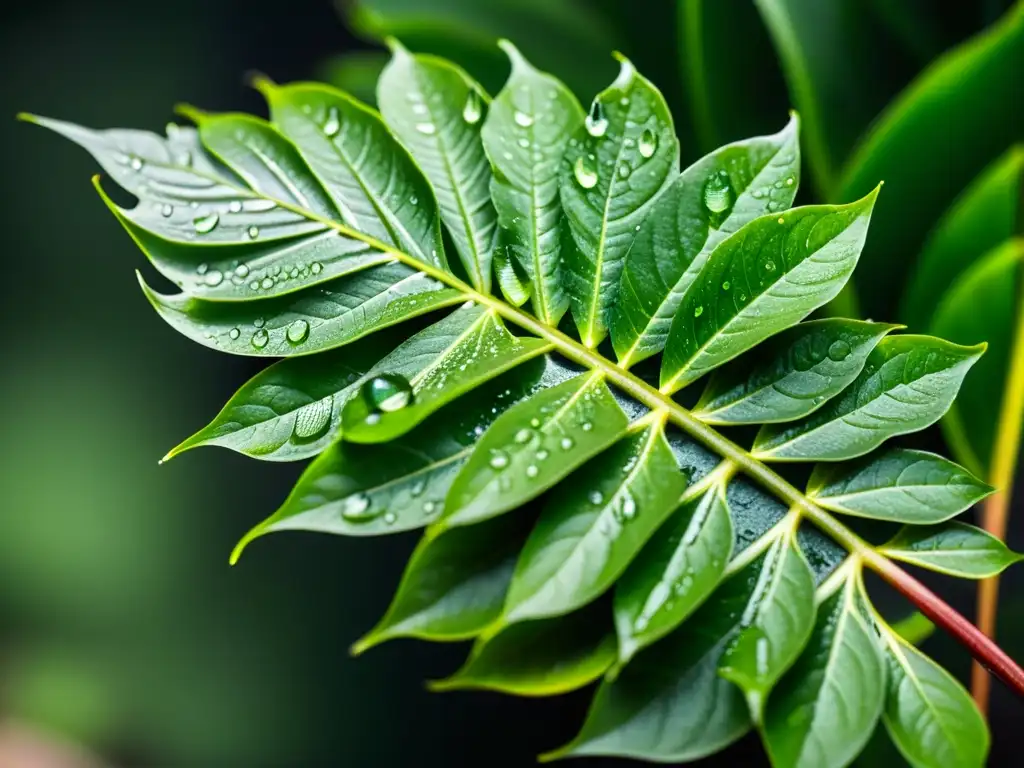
[{"xmin": 1, "ymin": 0, "xmax": 1021, "ymax": 766}]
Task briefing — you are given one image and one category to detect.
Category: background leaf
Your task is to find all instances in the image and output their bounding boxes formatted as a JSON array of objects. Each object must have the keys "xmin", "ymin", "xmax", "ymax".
[{"xmin": 879, "ymin": 522, "xmax": 1024, "ymax": 578}]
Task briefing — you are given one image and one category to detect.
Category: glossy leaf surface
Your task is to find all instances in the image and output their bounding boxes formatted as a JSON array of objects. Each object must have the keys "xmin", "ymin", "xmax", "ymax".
[{"xmin": 879, "ymin": 522, "xmax": 1024, "ymax": 578}]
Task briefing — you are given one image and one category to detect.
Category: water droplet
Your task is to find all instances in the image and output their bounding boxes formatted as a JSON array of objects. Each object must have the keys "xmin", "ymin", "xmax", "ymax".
[
  {"xmin": 560, "ymin": 437, "xmax": 574, "ymax": 451},
  {"xmin": 526, "ymin": 465, "xmax": 539, "ymax": 478},
  {"xmin": 193, "ymin": 212, "xmax": 220, "ymax": 234},
  {"xmin": 574, "ymin": 156, "xmax": 598, "ymax": 189},
  {"xmin": 293, "ymin": 396, "xmax": 332, "ymax": 440},
  {"xmin": 530, "ymin": 418, "xmax": 541, "ymax": 428},
  {"xmin": 228, "ymin": 327, "xmax": 240, "ymax": 340},
  {"xmin": 160, "ymin": 203, "xmax": 173, "ymax": 217},
  {"xmin": 196, "ymin": 263, "xmax": 209, "ymax": 275},
  {"xmin": 764, "ymin": 260, "xmax": 776, "ymax": 272},
  {"xmin": 702, "ymin": 170, "xmax": 734, "ymax": 221},
  {"xmin": 513, "ymin": 110, "xmax": 534, "ymax": 128},
  {"xmin": 261, "ymin": 277, "xmax": 275, "ymax": 290},
  {"xmin": 722, "ymin": 281, "xmax": 731, "ymax": 291},
  {"xmin": 617, "ymin": 163, "xmax": 630, "ymax": 179},
  {"xmin": 694, "ymin": 305, "xmax": 704, "ymax": 317},
  {"xmin": 311, "ymin": 262, "xmax": 323, "ymax": 275},
  {"xmin": 582, "ymin": 422, "xmax": 593, "ymax": 432},
  {"xmin": 638, "ymin": 128, "xmax": 657, "ymax": 158},
  {"xmin": 341, "ymin": 493, "xmax": 374, "ymax": 522},
  {"xmin": 409, "ymin": 195, "xmax": 418, "ymax": 205},
  {"xmin": 247, "ymin": 226, "xmax": 259, "ymax": 240},
  {"xmin": 253, "ymin": 316, "xmax": 266, "ymax": 328},
  {"xmin": 535, "ymin": 449, "xmax": 549, "ymax": 461},
  {"xmin": 589, "ymin": 491, "xmax": 604, "ymax": 505},
  {"xmin": 489, "ymin": 450, "xmax": 510, "ymax": 470},
  {"xmin": 422, "ymin": 500, "xmax": 436, "ymax": 515},
  {"xmin": 828, "ymin": 340, "xmax": 852, "ymax": 361},
  {"xmin": 251, "ymin": 328, "xmax": 269, "ymax": 349},
  {"xmin": 323, "ymin": 107, "xmax": 341, "ymax": 137},
  {"xmin": 634, "ymin": 616, "xmax": 649, "ymax": 632},
  {"xmin": 756, "ymin": 636, "xmax": 770, "ymax": 676},
  {"xmin": 415, "ymin": 122, "xmax": 436, "ymax": 135},
  {"xmin": 383, "ymin": 512, "xmax": 397, "ymax": 526},
  {"xmin": 585, "ymin": 100, "xmax": 607, "ymax": 137},
  {"xmin": 785, "ymin": 177, "xmax": 795, "ymax": 186},
  {"xmin": 129, "ymin": 156, "xmax": 143, "ymax": 171},
  {"xmin": 514, "ymin": 428, "xmax": 533, "ymax": 444},
  {"xmin": 621, "ymin": 496, "xmax": 637, "ymax": 520},
  {"xmin": 204, "ymin": 269, "xmax": 224, "ymax": 287},
  {"xmin": 228, "ymin": 200, "xmax": 243, "ymax": 213},
  {"xmin": 462, "ymin": 90, "xmax": 482, "ymax": 124},
  {"xmin": 363, "ymin": 374, "xmax": 414, "ymax": 413},
  {"xmin": 234, "ymin": 264, "xmax": 250, "ymax": 278},
  {"xmin": 286, "ymin": 319, "xmax": 310, "ymax": 344},
  {"xmin": 777, "ymin": 217, "xmax": 786, "ymax": 225}
]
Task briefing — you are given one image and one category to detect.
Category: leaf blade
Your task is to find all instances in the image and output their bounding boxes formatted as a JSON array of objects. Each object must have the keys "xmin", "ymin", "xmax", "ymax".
[{"xmin": 879, "ymin": 522, "xmax": 1024, "ymax": 578}]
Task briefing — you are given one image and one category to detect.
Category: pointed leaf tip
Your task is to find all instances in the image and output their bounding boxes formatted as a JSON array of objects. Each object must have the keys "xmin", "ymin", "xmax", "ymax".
[
  {"xmin": 384, "ymin": 36, "xmax": 410, "ymax": 56},
  {"xmin": 174, "ymin": 103, "xmax": 207, "ymax": 124},
  {"xmin": 246, "ymin": 71, "xmax": 277, "ymax": 98},
  {"xmin": 497, "ymin": 39, "xmax": 529, "ymax": 73},
  {"xmin": 610, "ymin": 52, "xmax": 636, "ymax": 87}
]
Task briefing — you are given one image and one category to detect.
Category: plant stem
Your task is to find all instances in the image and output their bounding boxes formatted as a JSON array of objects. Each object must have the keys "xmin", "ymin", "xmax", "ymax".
[
  {"xmin": 972, "ymin": 267, "xmax": 1024, "ymax": 713},
  {"xmin": 254, "ymin": 181, "xmax": 1024, "ymax": 700}
]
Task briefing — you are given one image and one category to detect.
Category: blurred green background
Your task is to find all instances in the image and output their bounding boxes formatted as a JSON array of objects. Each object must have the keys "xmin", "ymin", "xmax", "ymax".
[{"xmin": 1, "ymin": 0, "xmax": 1022, "ymax": 766}]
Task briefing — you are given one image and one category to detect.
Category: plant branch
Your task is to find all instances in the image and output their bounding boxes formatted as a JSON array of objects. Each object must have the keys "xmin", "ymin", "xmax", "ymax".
[{"xmin": 236, "ymin": 176, "xmax": 1024, "ymax": 700}]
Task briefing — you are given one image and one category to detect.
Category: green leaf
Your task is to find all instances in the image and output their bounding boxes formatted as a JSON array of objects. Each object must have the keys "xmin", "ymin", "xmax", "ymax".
[
  {"xmin": 140, "ymin": 264, "xmax": 464, "ymax": 357},
  {"xmin": 763, "ymin": 570, "xmax": 886, "ymax": 768},
  {"xmin": 438, "ymin": 372, "xmax": 629, "ymax": 530},
  {"xmin": 341, "ymin": 305, "xmax": 551, "ymax": 442},
  {"xmin": 693, "ymin": 319, "xmax": 896, "ymax": 425},
  {"xmin": 931, "ymin": 239, "xmax": 1024, "ymax": 476},
  {"xmin": 481, "ymin": 41, "xmax": 583, "ymax": 326},
  {"xmin": 661, "ymin": 192, "xmax": 879, "ymax": 393},
  {"xmin": 879, "ymin": 522, "xmax": 1024, "ymax": 578},
  {"xmin": 164, "ymin": 333, "xmax": 397, "ymax": 462},
  {"xmin": 839, "ymin": 2, "xmax": 1024, "ymax": 318},
  {"xmin": 902, "ymin": 147, "xmax": 1024, "ymax": 330},
  {"xmin": 378, "ymin": 41, "xmax": 498, "ymax": 291},
  {"xmin": 431, "ymin": 603, "xmax": 616, "ymax": 696},
  {"xmin": 613, "ymin": 473, "xmax": 734, "ymax": 667},
  {"xmin": 890, "ymin": 611, "xmax": 936, "ymax": 646},
  {"xmin": 256, "ymin": 80, "xmax": 447, "ymax": 270},
  {"xmin": 753, "ymin": 336, "xmax": 985, "ymax": 462},
  {"xmin": 231, "ymin": 362, "xmax": 546, "ymax": 557},
  {"xmin": 352, "ymin": 513, "xmax": 527, "ymax": 653},
  {"xmin": 560, "ymin": 55, "xmax": 680, "ymax": 348},
  {"xmin": 501, "ymin": 418, "xmax": 686, "ymax": 625},
  {"xmin": 612, "ymin": 116, "xmax": 801, "ymax": 367},
  {"xmin": 718, "ymin": 526, "xmax": 817, "ymax": 722},
  {"xmin": 880, "ymin": 626, "xmax": 989, "ymax": 768},
  {"xmin": 807, "ymin": 449, "xmax": 993, "ymax": 524}
]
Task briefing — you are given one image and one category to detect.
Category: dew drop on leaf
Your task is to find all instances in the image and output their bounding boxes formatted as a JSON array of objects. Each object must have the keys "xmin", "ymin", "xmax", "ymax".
[
  {"xmin": 234, "ymin": 264, "xmax": 250, "ymax": 278},
  {"xmin": 203, "ymin": 269, "xmax": 224, "ymax": 287},
  {"xmin": 311, "ymin": 262, "xmax": 323, "ymax": 275},
  {"xmin": 129, "ymin": 156, "xmax": 143, "ymax": 171},
  {"xmin": 415, "ymin": 122, "xmax": 436, "ymax": 135},
  {"xmin": 489, "ymin": 450, "xmax": 510, "ymax": 470},
  {"xmin": 286, "ymin": 319, "xmax": 310, "ymax": 344},
  {"xmin": 229, "ymin": 200, "xmax": 243, "ymax": 213},
  {"xmin": 383, "ymin": 512, "xmax": 397, "ymax": 526},
  {"xmin": 513, "ymin": 110, "xmax": 534, "ymax": 128},
  {"xmin": 193, "ymin": 213, "xmax": 220, "ymax": 234},
  {"xmin": 323, "ymin": 107, "xmax": 341, "ymax": 138},
  {"xmin": 702, "ymin": 170, "xmax": 734, "ymax": 222},
  {"xmin": 582, "ymin": 422, "xmax": 593, "ymax": 432},
  {"xmin": 828, "ymin": 340, "xmax": 852, "ymax": 361},
  {"xmin": 228, "ymin": 327, "xmax": 240, "ymax": 340},
  {"xmin": 261, "ymin": 277, "xmax": 274, "ymax": 290},
  {"xmin": 574, "ymin": 156, "xmax": 598, "ymax": 189},
  {"xmin": 526, "ymin": 465, "xmax": 539, "ymax": 478},
  {"xmin": 160, "ymin": 203, "xmax": 173, "ymax": 217},
  {"xmin": 560, "ymin": 437, "xmax": 574, "ymax": 451},
  {"xmin": 341, "ymin": 493, "xmax": 375, "ymax": 522},
  {"xmin": 247, "ymin": 226, "xmax": 259, "ymax": 240},
  {"xmin": 363, "ymin": 374, "xmax": 414, "ymax": 413},
  {"xmin": 462, "ymin": 90, "xmax": 482, "ymax": 124},
  {"xmin": 589, "ymin": 491, "xmax": 604, "ymax": 505},
  {"xmin": 694, "ymin": 305, "xmax": 704, "ymax": 318},
  {"xmin": 638, "ymin": 128, "xmax": 657, "ymax": 158},
  {"xmin": 514, "ymin": 428, "xmax": 533, "ymax": 444},
  {"xmin": 621, "ymin": 496, "xmax": 637, "ymax": 520},
  {"xmin": 584, "ymin": 100, "xmax": 607, "ymax": 137},
  {"xmin": 251, "ymin": 328, "xmax": 269, "ymax": 349}
]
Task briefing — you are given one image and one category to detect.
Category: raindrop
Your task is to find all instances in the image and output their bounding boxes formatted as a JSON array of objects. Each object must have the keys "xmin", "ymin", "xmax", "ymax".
[
  {"xmin": 560, "ymin": 437, "xmax": 574, "ymax": 451},
  {"xmin": 203, "ymin": 269, "xmax": 224, "ymax": 287},
  {"xmin": 261, "ymin": 277, "xmax": 274, "ymax": 290},
  {"xmin": 234, "ymin": 264, "xmax": 250, "ymax": 278},
  {"xmin": 828, "ymin": 340, "xmax": 852, "ymax": 361},
  {"xmin": 621, "ymin": 496, "xmax": 637, "ymax": 520},
  {"xmin": 160, "ymin": 203, "xmax": 173, "ymax": 217},
  {"xmin": 383, "ymin": 512, "xmax": 397, "ymax": 526},
  {"xmin": 415, "ymin": 122, "xmax": 436, "ymax": 135},
  {"xmin": 489, "ymin": 450, "xmax": 510, "ymax": 470},
  {"xmin": 785, "ymin": 177, "xmax": 795, "ymax": 186},
  {"xmin": 513, "ymin": 110, "xmax": 534, "ymax": 128},
  {"xmin": 247, "ymin": 226, "xmax": 260, "ymax": 240},
  {"xmin": 574, "ymin": 156, "xmax": 598, "ymax": 189},
  {"xmin": 228, "ymin": 327, "xmax": 241, "ymax": 340},
  {"xmin": 722, "ymin": 281, "xmax": 731, "ymax": 291},
  {"xmin": 251, "ymin": 328, "xmax": 270, "ymax": 349},
  {"xmin": 777, "ymin": 217, "xmax": 786, "ymax": 225},
  {"xmin": 584, "ymin": 100, "xmax": 607, "ymax": 137},
  {"xmin": 589, "ymin": 491, "xmax": 604, "ymax": 505},
  {"xmin": 363, "ymin": 374, "xmax": 414, "ymax": 413},
  {"xmin": 341, "ymin": 493, "xmax": 375, "ymax": 522},
  {"xmin": 129, "ymin": 156, "xmax": 143, "ymax": 171},
  {"xmin": 514, "ymin": 428, "xmax": 533, "ymax": 444},
  {"xmin": 286, "ymin": 319, "xmax": 310, "ymax": 344},
  {"xmin": 694, "ymin": 305, "xmax": 704, "ymax": 318},
  {"xmin": 764, "ymin": 260, "xmax": 776, "ymax": 273},
  {"xmin": 462, "ymin": 90, "xmax": 483, "ymax": 124},
  {"xmin": 193, "ymin": 212, "xmax": 220, "ymax": 234},
  {"xmin": 535, "ymin": 449, "xmax": 549, "ymax": 461},
  {"xmin": 196, "ymin": 263, "xmax": 209, "ymax": 275},
  {"xmin": 323, "ymin": 107, "xmax": 341, "ymax": 137},
  {"xmin": 293, "ymin": 397, "xmax": 332, "ymax": 440},
  {"xmin": 311, "ymin": 262, "xmax": 324, "ymax": 275},
  {"xmin": 638, "ymin": 128, "xmax": 657, "ymax": 158},
  {"xmin": 410, "ymin": 480, "xmax": 426, "ymax": 498},
  {"xmin": 530, "ymin": 418, "xmax": 541, "ymax": 428},
  {"xmin": 702, "ymin": 170, "xmax": 734, "ymax": 222},
  {"xmin": 582, "ymin": 422, "xmax": 593, "ymax": 432},
  {"xmin": 423, "ymin": 501, "xmax": 436, "ymax": 514},
  {"xmin": 526, "ymin": 465, "xmax": 539, "ymax": 478},
  {"xmin": 617, "ymin": 163, "xmax": 630, "ymax": 179},
  {"xmin": 229, "ymin": 200, "xmax": 243, "ymax": 213}
]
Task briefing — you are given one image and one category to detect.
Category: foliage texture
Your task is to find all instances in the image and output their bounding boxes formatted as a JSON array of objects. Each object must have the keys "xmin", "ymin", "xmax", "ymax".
[{"xmin": 28, "ymin": 38, "xmax": 1021, "ymax": 768}]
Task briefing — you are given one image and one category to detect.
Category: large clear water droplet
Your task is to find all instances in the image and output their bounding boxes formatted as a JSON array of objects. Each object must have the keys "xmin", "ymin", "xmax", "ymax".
[
  {"xmin": 364, "ymin": 374, "xmax": 414, "ymax": 413},
  {"xmin": 828, "ymin": 340, "xmax": 852, "ymax": 362},
  {"xmin": 463, "ymin": 90, "xmax": 482, "ymax": 124},
  {"xmin": 251, "ymin": 328, "xmax": 269, "ymax": 349},
  {"xmin": 702, "ymin": 170, "xmax": 734, "ymax": 220},
  {"xmin": 323, "ymin": 107, "xmax": 341, "ymax": 137},
  {"xmin": 234, "ymin": 264, "xmax": 250, "ymax": 278},
  {"xmin": 513, "ymin": 110, "xmax": 534, "ymax": 128},
  {"xmin": 574, "ymin": 156, "xmax": 598, "ymax": 189},
  {"xmin": 415, "ymin": 122, "xmax": 436, "ymax": 135},
  {"xmin": 203, "ymin": 269, "xmax": 224, "ymax": 287},
  {"xmin": 286, "ymin": 319, "xmax": 310, "ymax": 344},
  {"xmin": 638, "ymin": 128, "xmax": 657, "ymax": 158},
  {"xmin": 514, "ymin": 428, "xmax": 533, "ymax": 444},
  {"xmin": 160, "ymin": 203, "xmax": 173, "ymax": 218},
  {"xmin": 585, "ymin": 100, "xmax": 607, "ymax": 137},
  {"xmin": 247, "ymin": 226, "xmax": 260, "ymax": 240},
  {"xmin": 293, "ymin": 396, "xmax": 332, "ymax": 440},
  {"xmin": 341, "ymin": 493, "xmax": 376, "ymax": 522},
  {"xmin": 193, "ymin": 212, "xmax": 220, "ymax": 234},
  {"xmin": 489, "ymin": 450, "xmax": 510, "ymax": 470}
]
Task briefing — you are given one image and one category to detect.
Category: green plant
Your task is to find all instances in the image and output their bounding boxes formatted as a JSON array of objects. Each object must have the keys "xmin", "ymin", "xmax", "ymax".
[{"xmin": 24, "ymin": 38, "xmax": 1024, "ymax": 767}]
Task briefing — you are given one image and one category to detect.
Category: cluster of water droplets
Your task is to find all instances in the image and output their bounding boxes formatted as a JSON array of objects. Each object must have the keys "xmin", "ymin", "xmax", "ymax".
[
  {"xmin": 194, "ymin": 258, "xmax": 324, "ymax": 295},
  {"xmin": 571, "ymin": 94, "xmax": 661, "ymax": 191}
]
